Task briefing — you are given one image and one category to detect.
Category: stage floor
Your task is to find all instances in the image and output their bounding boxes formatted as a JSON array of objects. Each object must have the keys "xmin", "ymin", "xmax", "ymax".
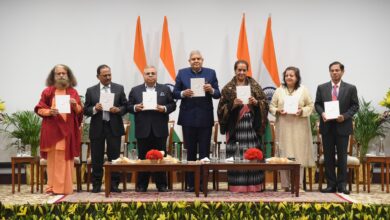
[{"xmin": 1, "ymin": 183, "xmax": 389, "ymax": 205}]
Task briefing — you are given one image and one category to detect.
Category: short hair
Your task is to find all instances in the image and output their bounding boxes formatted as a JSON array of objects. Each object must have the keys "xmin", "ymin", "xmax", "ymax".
[
  {"xmin": 234, "ymin": 60, "xmax": 249, "ymax": 71},
  {"xmin": 46, "ymin": 64, "xmax": 77, "ymax": 87},
  {"xmin": 188, "ymin": 50, "xmax": 202, "ymax": 59},
  {"xmin": 282, "ymin": 66, "xmax": 301, "ymax": 90},
  {"xmin": 144, "ymin": 65, "xmax": 157, "ymax": 73},
  {"xmin": 97, "ymin": 64, "xmax": 111, "ymax": 76},
  {"xmin": 329, "ymin": 61, "xmax": 344, "ymax": 71}
]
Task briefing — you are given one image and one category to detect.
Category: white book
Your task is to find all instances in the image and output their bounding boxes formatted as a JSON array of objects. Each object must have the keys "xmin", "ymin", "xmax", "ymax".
[
  {"xmin": 55, "ymin": 95, "xmax": 70, "ymax": 113},
  {"xmin": 191, "ymin": 78, "xmax": 205, "ymax": 97},
  {"xmin": 284, "ymin": 95, "xmax": 299, "ymax": 114},
  {"xmin": 100, "ymin": 93, "xmax": 114, "ymax": 111},
  {"xmin": 324, "ymin": 101, "xmax": 340, "ymax": 120},
  {"xmin": 236, "ymin": 85, "xmax": 251, "ymax": 104},
  {"xmin": 143, "ymin": 91, "xmax": 157, "ymax": 110}
]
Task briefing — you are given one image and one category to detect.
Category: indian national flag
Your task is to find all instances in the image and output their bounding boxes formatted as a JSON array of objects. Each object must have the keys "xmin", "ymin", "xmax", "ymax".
[
  {"xmin": 236, "ymin": 13, "xmax": 252, "ymax": 77},
  {"xmin": 129, "ymin": 16, "xmax": 147, "ymax": 147},
  {"xmin": 158, "ymin": 16, "xmax": 182, "ymax": 145},
  {"xmin": 259, "ymin": 16, "xmax": 281, "ymax": 158}
]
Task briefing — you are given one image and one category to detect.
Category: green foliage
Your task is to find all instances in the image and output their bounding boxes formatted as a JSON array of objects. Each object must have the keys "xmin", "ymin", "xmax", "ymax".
[
  {"xmin": 1, "ymin": 202, "xmax": 390, "ymax": 219},
  {"xmin": 1, "ymin": 111, "xmax": 41, "ymax": 156},
  {"xmin": 309, "ymin": 112, "xmax": 320, "ymax": 137},
  {"xmin": 354, "ymin": 99, "xmax": 384, "ymax": 160}
]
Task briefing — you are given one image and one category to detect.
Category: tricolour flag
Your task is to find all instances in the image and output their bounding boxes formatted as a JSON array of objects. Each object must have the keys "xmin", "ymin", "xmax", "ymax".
[
  {"xmin": 129, "ymin": 16, "xmax": 148, "ymax": 147},
  {"xmin": 260, "ymin": 16, "xmax": 281, "ymax": 90},
  {"xmin": 158, "ymin": 16, "xmax": 183, "ymax": 146},
  {"xmin": 237, "ymin": 13, "xmax": 252, "ymax": 77},
  {"xmin": 259, "ymin": 16, "xmax": 281, "ymax": 158}
]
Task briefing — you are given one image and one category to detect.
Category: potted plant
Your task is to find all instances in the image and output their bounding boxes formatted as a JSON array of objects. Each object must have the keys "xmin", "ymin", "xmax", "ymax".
[
  {"xmin": 1, "ymin": 111, "xmax": 41, "ymax": 156},
  {"xmin": 354, "ymin": 99, "xmax": 385, "ymax": 160}
]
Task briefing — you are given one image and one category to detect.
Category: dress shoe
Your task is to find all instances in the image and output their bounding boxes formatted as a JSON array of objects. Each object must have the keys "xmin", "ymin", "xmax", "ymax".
[
  {"xmin": 337, "ymin": 187, "xmax": 350, "ymax": 195},
  {"xmin": 92, "ymin": 185, "xmax": 101, "ymax": 193},
  {"xmin": 320, "ymin": 187, "xmax": 337, "ymax": 193},
  {"xmin": 110, "ymin": 186, "xmax": 122, "ymax": 193},
  {"xmin": 136, "ymin": 186, "xmax": 147, "ymax": 192},
  {"xmin": 157, "ymin": 187, "xmax": 169, "ymax": 192},
  {"xmin": 185, "ymin": 187, "xmax": 195, "ymax": 192}
]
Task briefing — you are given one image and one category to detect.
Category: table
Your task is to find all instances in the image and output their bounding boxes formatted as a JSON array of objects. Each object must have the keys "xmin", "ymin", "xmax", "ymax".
[
  {"xmin": 104, "ymin": 161, "xmax": 201, "ymax": 197},
  {"xmin": 202, "ymin": 161, "xmax": 301, "ymax": 197},
  {"xmin": 11, "ymin": 156, "xmax": 39, "ymax": 193},
  {"xmin": 366, "ymin": 155, "xmax": 390, "ymax": 193}
]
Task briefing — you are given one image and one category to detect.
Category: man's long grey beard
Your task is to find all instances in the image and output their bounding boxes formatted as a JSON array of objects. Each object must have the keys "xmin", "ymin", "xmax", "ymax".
[{"xmin": 54, "ymin": 79, "xmax": 70, "ymax": 89}]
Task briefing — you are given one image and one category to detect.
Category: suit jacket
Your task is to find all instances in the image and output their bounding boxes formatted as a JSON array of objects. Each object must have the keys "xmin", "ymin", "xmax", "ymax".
[
  {"xmin": 127, "ymin": 83, "xmax": 176, "ymax": 139},
  {"xmin": 173, "ymin": 67, "xmax": 221, "ymax": 127},
  {"xmin": 315, "ymin": 81, "xmax": 359, "ymax": 136},
  {"xmin": 84, "ymin": 82, "xmax": 127, "ymax": 139}
]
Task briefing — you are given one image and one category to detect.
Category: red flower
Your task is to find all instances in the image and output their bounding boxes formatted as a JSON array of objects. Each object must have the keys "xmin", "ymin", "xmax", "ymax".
[
  {"xmin": 244, "ymin": 148, "xmax": 263, "ymax": 161},
  {"xmin": 145, "ymin": 149, "xmax": 163, "ymax": 160}
]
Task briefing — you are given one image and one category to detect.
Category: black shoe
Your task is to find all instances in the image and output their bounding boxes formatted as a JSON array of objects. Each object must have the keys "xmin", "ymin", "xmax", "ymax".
[
  {"xmin": 157, "ymin": 187, "xmax": 169, "ymax": 192},
  {"xmin": 92, "ymin": 185, "xmax": 101, "ymax": 193},
  {"xmin": 136, "ymin": 186, "xmax": 147, "ymax": 192},
  {"xmin": 110, "ymin": 186, "xmax": 122, "ymax": 193},
  {"xmin": 185, "ymin": 187, "xmax": 195, "ymax": 192},
  {"xmin": 320, "ymin": 187, "xmax": 337, "ymax": 193},
  {"xmin": 338, "ymin": 187, "xmax": 350, "ymax": 195}
]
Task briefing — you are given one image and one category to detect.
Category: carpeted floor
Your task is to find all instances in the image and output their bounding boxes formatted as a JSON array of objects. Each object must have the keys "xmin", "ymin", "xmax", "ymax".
[
  {"xmin": 1, "ymin": 183, "xmax": 389, "ymax": 205},
  {"xmin": 58, "ymin": 190, "xmax": 351, "ymax": 204}
]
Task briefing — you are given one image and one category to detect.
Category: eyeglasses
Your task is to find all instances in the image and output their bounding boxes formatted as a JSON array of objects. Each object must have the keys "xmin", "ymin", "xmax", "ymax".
[{"xmin": 145, "ymin": 72, "xmax": 156, "ymax": 76}]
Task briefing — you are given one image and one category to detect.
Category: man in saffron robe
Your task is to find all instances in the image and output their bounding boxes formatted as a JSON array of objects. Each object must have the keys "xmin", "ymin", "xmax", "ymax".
[{"xmin": 35, "ymin": 64, "xmax": 83, "ymax": 195}]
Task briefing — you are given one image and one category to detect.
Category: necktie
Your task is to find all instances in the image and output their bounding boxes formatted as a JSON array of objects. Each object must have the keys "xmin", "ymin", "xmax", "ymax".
[
  {"xmin": 102, "ymin": 86, "xmax": 110, "ymax": 121},
  {"xmin": 332, "ymin": 85, "xmax": 338, "ymax": 101}
]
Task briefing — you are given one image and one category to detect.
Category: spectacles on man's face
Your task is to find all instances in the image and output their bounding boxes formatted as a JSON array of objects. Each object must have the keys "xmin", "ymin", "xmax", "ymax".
[{"xmin": 145, "ymin": 72, "xmax": 156, "ymax": 76}]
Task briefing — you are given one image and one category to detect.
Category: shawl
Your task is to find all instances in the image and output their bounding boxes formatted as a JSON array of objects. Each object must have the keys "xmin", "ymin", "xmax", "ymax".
[
  {"xmin": 217, "ymin": 76, "xmax": 269, "ymax": 140},
  {"xmin": 34, "ymin": 86, "xmax": 83, "ymax": 160}
]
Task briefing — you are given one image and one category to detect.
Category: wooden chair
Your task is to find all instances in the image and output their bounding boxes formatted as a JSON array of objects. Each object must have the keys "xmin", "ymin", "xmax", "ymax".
[
  {"xmin": 86, "ymin": 123, "xmax": 130, "ymax": 191},
  {"xmin": 317, "ymin": 132, "xmax": 361, "ymax": 193}
]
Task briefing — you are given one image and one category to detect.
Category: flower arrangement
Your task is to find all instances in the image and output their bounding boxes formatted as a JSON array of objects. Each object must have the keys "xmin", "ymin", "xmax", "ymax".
[
  {"xmin": 244, "ymin": 148, "xmax": 263, "ymax": 161},
  {"xmin": 379, "ymin": 88, "xmax": 390, "ymax": 109},
  {"xmin": 0, "ymin": 99, "xmax": 5, "ymax": 112},
  {"xmin": 145, "ymin": 149, "xmax": 163, "ymax": 160}
]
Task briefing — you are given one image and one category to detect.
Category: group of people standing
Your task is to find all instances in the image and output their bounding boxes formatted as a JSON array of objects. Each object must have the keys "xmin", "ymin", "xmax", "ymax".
[{"xmin": 35, "ymin": 50, "xmax": 359, "ymax": 196}]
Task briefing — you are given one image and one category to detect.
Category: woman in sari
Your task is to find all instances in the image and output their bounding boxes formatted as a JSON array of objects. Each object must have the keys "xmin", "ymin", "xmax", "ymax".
[{"xmin": 217, "ymin": 60, "xmax": 269, "ymax": 192}]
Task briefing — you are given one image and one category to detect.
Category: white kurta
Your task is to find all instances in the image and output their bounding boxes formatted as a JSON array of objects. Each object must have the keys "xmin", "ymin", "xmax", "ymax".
[{"xmin": 269, "ymin": 85, "xmax": 315, "ymax": 167}]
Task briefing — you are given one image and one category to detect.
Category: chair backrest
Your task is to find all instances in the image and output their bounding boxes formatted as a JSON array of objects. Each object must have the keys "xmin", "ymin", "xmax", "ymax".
[{"xmin": 167, "ymin": 120, "xmax": 175, "ymax": 154}]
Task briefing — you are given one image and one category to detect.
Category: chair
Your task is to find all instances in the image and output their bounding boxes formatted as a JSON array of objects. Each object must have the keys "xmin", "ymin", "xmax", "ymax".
[
  {"xmin": 317, "ymin": 132, "xmax": 361, "ymax": 193},
  {"xmin": 85, "ymin": 123, "xmax": 130, "ymax": 191}
]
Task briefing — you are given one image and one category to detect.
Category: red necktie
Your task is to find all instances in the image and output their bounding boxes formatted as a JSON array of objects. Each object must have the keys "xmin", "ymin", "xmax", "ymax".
[{"xmin": 332, "ymin": 85, "xmax": 338, "ymax": 101}]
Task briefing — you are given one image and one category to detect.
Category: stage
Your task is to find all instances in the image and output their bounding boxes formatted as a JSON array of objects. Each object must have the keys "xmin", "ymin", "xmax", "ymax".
[{"xmin": 1, "ymin": 183, "xmax": 389, "ymax": 205}]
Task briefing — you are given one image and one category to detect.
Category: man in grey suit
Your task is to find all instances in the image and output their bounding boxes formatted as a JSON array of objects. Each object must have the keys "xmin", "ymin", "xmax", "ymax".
[
  {"xmin": 84, "ymin": 64, "xmax": 127, "ymax": 193},
  {"xmin": 315, "ymin": 61, "xmax": 359, "ymax": 195},
  {"xmin": 128, "ymin": 65, "xmax": 176, "ymax": 192}
]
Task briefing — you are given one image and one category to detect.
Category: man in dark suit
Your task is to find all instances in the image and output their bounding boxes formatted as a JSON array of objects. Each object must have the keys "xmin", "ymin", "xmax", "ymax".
[
  {"xmin": 315, "ymin": 61, "xmax": 359, "ymax": 195},
  {"xmin": 84, "ymin": 64, "xmax": 127, "ymax": 193},
  {"xmin": 128, "ymin": 65, "xmax": 176, "ymax": 192},
  {"xmin": 173, "ymin": 50, "xmax": 221, "ymax": 192}
]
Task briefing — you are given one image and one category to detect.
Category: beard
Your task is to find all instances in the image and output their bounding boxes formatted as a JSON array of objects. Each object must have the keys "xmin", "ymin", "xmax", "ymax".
[{"xmin": 54, "ymin": 78, "xmax": 70, "ymax": 89}]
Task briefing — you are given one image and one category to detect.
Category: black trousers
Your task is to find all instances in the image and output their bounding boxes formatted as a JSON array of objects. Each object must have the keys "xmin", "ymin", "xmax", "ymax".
[
  {"xmin": 137, "ymin": 131, "xmax": 167, "ymax": 190},
  {"xmin": 182, "ymin": 126, "xmax": 212, "ymax": 188},
  {"xmin": 322, "ymin": 123, "xmax": 349, "ymax": 189},
  {"xmin": 91, "ymin": 121, "xmax": 121, "ymax": 188}
]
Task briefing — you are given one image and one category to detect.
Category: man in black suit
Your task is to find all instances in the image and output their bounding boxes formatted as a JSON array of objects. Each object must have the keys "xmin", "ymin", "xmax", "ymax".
[
  {"xmin": 84, "ymin": 64, "xmax": 127, "ymax": 193},
  {"xmin": 127, "ymin": 65, "xmax": 176, "ymax": 192},
  {"xmin": 315, "ymin": 61, "xmax": 359, "ymax": 195}
]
